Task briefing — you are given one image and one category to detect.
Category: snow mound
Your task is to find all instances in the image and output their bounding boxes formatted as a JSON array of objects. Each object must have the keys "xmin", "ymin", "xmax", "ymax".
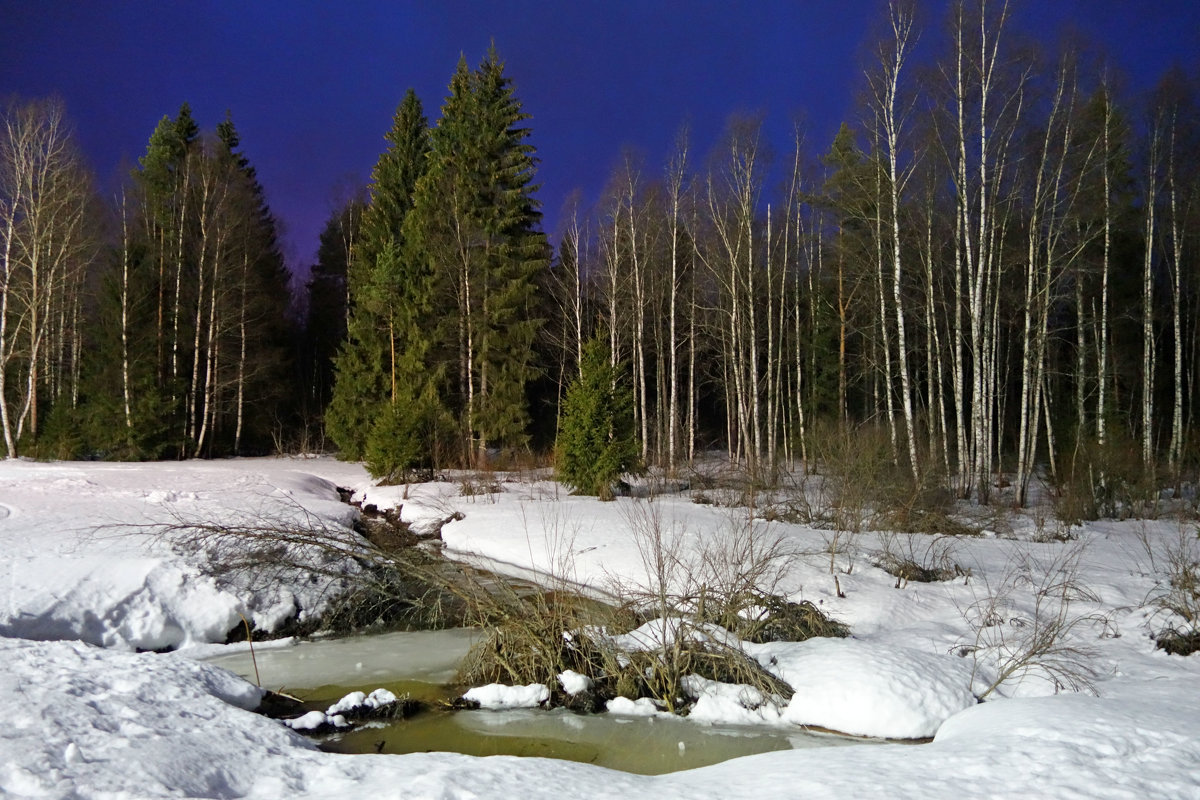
[
  {"xmin": 682, "ymin": 675, "xmax": 785, "ymax": 726},
  {"xmin": 327, "ymin": 687, "xmax": 398, "ymax": 715},
  {"xmin": 0, "ymin": 637, "xmax": 288, "ymax": 799},
  {"xmin": 748, "ymin": 637, "xmax": 977, "ymax": 739},
  {"xmin": 284, "ymin": 710, "xmax": 349, "ymax": 731},
  {"xmin": 558, "ymin": 670, "xmax": 593, "ymax": 695},
  {"xmin": 605, "ymin": 697, "xmax": 669, "ymax": 717},
  {"xmin": 464, "ymin": 682, "xmax": 550, "ymax": 709}
]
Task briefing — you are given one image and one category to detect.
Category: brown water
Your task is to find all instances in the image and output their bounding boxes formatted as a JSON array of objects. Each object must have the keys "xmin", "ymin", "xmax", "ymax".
[{"xmin": 302, "ymin": 678, "xmax": 865, "ymax": 775}]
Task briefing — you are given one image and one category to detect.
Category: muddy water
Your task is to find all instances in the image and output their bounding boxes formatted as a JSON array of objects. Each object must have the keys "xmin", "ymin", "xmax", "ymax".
[
  {"xmin": 203, "ymin": 628, "xmax": 872, "ymax": 775},
  {"xmin": 316, "ymin": 693, "xmax": 863, "ymax": 774}
]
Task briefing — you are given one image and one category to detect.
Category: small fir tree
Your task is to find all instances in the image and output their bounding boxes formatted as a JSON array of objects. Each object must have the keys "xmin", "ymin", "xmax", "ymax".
[{"xmin": 556, "ymin": 338, "xmax": 641, "ymax": 499}]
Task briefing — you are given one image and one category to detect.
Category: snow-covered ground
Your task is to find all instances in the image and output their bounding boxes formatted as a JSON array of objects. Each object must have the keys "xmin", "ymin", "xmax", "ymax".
[{"xmin": 2, "ymin": 457, "xmax": 1198, "ymax": 798}]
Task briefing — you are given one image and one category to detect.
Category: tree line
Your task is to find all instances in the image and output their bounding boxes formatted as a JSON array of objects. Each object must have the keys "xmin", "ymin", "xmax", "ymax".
[
  {"xmin": 0, "ymin": 98, "xmax": 292, "ymax": 458},
  {"xmin": 4, "ymin": 2, "xmax": 1199, "ymax": 511}
]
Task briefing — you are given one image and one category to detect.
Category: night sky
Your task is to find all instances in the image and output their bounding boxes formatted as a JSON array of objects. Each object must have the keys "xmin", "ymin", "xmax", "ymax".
[{"xmin": 2, "ymin": 1, "xmax": 1197, "ymax": 278}]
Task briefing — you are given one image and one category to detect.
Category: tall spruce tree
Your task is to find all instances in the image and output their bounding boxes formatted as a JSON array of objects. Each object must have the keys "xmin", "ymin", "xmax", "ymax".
[
  {"xmin": 406, "ymin": 48, "xmax": 549, "ymax": 465},
  {"xmin": 213, "ymin": 113, "xmax": 293, "ymax": 454},
  {"xmin": 137, "ymin": 103, "xmax": 198, "ymax": 434},
  {"xmin": 327, "ymin": 89, "xmax": 437, "ymax": 462},
  {"xmin": 75, "ymin": 107, "xmax": 292, "ymax": 458}
]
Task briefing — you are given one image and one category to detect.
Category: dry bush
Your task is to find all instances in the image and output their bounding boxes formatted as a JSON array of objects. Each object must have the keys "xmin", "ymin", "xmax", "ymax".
[
  {"xmin": 453, "ymin": 583, "xmax": 634, "ymax": 697},
  {"xmin": 1056, "ymin": 432, "xmax": 1158, "ymax": 522},
  {"xmin": 804, "ymin": 421, "xmax": 902, "ymax": 533},
  {"xmin": 458, "ymin": 472, "xmax": 502, "ymax": 501},
  {"xmin": 604, "ymin": 502, "xmax": 844, "ymax": 711},
  {"xmin": 687, "ymin": 462, "xmax": 777, "ymax": 510},
  {"xmin": 875, "ymin": 533, "xmax": 965, "ymax": 588},
  {"xmin": 146, "ymin": 503, "xmax": 474, "ymax": 636},
  {"xmin": 802, "ymin": 421, "xmax": 963, "ymax": 538},
  {"xmin": 956, "ymin": 542, "xmax": 1111, "ymax": 699},
  {"xmin": 722, "ymin": 592, "xmax": 849, "ymax": 643},
  {"xmin": 450, "ymin": 502, "xmax": 629, "ymax": 693},
  {"xmin": 1138, "ymin": 523, "xmax": 1200, "ymax": 655}
]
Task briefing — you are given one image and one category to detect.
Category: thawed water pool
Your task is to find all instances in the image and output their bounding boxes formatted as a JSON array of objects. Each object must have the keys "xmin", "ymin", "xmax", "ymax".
[{"xmin": 202, "ymin": 629, "xmax": 873, "ymax": 775}]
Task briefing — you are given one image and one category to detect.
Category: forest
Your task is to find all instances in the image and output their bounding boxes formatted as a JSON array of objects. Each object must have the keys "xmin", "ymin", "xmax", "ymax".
[{"xmin": 1, "ymin": 1, "xmax": 1198, "ymax": 512}]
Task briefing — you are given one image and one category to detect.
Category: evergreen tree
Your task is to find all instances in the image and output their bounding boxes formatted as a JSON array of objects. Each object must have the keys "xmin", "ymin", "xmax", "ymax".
[
  {"xmin": 327, "ymin": 90, "xmax": 435, "ymax": 459},
  {"xmin": 136, "ymin": 102, "xmax": 199, "ymax": 425},
  {"xmin": 556, "ymin": 337, "xmax": 641, "ymax": 499},
  {"xmin": 406, "ymin": 48, "xmax": 549, "ymax": 464},
  {"xmin": 213, "ymin": 113, "xmax": 294, "ymax": 454},
  {"xmin": 75, "ymin": 220, "xmax": 171, "ymax": 459},
  {"xmin": 303, "ymin": 196, "xmax": 363, "ymax": 424},
  {"xmin": 76, "ymin": 106, "xmax": 293, "ymax": 458}
]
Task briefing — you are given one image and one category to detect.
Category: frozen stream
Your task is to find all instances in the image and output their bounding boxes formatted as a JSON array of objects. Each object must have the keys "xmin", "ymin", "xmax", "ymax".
[
  {"xmin": 202, "ymin": 628, "xmax": 480, "ymax": 689},
  {"xmin": 200, "ymin": 629, "xmax": 877, "ymax": 774}
]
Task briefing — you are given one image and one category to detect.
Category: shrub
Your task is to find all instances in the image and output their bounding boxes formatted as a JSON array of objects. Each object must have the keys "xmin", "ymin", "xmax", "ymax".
[
  {"xmin": 1140, "ymin": 524, "xmax": 1200, "ymax": 655},
  {"xmin": 1057, "ymin": 430, "xmax": 1157, "ymax": 522},
  {"xmin": 957, "ymin": 542, "xmax": 1109, "ymax": 698},
  {"xmin": 875, "ymin": 533, "xmax": 964, "ymax": 587}
]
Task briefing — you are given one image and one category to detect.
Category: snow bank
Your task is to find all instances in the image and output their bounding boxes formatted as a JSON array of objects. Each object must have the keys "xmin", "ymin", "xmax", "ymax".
[
  {"xmin": 0, "ymin": 458, "xmax": 369, "ymax": 650},
  {"xmin": 0, "ymin": 637, "xmax": 286, "ymax": 798},
  {"xmin": 748, "ymin": 637, "xmax": 978, "ymax": 739}
]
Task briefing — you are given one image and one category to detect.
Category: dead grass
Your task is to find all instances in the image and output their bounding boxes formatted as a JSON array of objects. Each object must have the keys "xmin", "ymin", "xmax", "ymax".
[{"xmin": 875, "ymin": 533, "xmax": 965, "ymax": 588}]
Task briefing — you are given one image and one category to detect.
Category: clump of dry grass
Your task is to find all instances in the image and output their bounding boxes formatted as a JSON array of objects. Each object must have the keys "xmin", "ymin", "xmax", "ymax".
[
  {"xmin": 453, "ymin": 585, "xmax": 634, "ymax": 692},
  {"xmin": 875, "ymin": 533, "xmax": 966, "ymax": 588},
  {"xmin": 709, "ymin": 591, "xmax": 849, "ymax": 643}
]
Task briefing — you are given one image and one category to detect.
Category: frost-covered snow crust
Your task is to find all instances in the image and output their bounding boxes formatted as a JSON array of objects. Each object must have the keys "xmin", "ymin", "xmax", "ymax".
[{"xmin": 1, "ymin": 458, "xmax": 1199, "ymax": 798}]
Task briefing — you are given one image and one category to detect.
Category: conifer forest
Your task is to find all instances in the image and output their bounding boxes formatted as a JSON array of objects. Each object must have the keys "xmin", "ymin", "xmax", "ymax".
[{"xmin": 3, "ymin": 3, "xmax": 1200, "ymax": 511}]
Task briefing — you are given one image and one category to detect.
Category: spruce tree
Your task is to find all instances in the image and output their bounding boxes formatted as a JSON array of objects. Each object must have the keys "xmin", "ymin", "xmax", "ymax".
[
  {"xmin": 407, "ymin": 48, "xmax": 549, "ymax": 464},
  {"xmin": 75, "ymin": 226, "xmax": 171, "ymax": 459},
  {"xmin": 327, "ymin": 89, "xmax": 437, "ymax": 461},
  {"xmin": 556, "ymin": 337, "xmax": 641, "ymax": 499},
  {"xmin": 304, "ymin": 197, "xmax": 363, "ymax": 420},
  {"xmin": 212, "ymin": 113, "xmax": 294, "ymax": 454}
]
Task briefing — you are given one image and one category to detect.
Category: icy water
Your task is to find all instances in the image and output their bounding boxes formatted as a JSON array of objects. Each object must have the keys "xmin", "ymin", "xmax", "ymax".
[
  {"xmin": 203, "ymin": 628, "xmax": 872, "ymax": 775},
  {"xmin": 202, "ymin": 628, "xmax": 479, "ymax": 690}
]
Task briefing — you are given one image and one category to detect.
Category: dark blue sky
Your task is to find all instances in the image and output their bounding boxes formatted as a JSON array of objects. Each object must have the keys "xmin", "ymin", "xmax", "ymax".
[{"xmin": 2, "ymin": 1, "xmax": 1197, "ymax": 276}]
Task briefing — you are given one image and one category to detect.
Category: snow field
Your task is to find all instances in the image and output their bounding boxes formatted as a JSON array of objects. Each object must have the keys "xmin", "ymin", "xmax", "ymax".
[{"xmin": 0, "ymin": 457, "xmax": 1197, "ymax": 798}]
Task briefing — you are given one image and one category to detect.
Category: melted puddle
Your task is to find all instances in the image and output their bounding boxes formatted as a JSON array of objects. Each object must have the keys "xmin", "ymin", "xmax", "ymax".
[
  {"xmin": 203, "ymin": 629, "xmax": 877, "ymax": 775},
  {"xmin": 318, "ymin": 696, "xmax": 860, "ymax": 774}
]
